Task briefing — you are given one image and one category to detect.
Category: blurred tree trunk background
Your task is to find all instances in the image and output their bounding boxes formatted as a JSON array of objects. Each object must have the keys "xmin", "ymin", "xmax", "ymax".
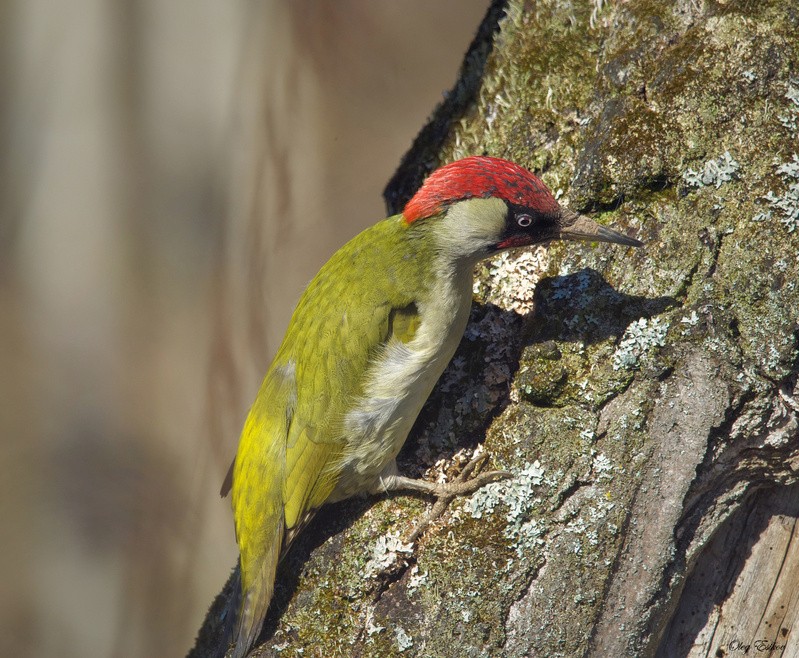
[
  {"xmin": 0, "ymin": 1, "xmax": 485, "ymax": 656},
  {"xmin": 193, "ymin": 0, "xmax": 799, "ymax": 656}
]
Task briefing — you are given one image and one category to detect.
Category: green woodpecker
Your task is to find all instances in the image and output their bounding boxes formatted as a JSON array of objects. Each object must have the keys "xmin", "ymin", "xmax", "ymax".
[{"xmin": 223, "ymin": 156, "xmax": 641, "ymax": 657}]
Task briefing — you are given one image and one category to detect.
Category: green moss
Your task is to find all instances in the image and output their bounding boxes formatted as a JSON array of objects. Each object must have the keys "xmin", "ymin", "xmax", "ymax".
[
  {"xmin": 516, "ymin": 341, "xmax": 568, "ymax": 405},
  {"xmin": 444, "ymin": 0, "xmax": 605, "ymax": 188}
]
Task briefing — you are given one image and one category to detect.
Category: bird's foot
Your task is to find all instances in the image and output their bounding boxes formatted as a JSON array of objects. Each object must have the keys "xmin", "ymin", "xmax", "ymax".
[{"xmin": 380, "ymin": 452, "xmax": 511, "ymax": 543}]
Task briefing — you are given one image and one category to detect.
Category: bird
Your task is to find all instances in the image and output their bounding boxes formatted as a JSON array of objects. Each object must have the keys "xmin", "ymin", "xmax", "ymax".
[{"xmin": 222, "ymin": 155, "xmax": 642, "ymax": 657}]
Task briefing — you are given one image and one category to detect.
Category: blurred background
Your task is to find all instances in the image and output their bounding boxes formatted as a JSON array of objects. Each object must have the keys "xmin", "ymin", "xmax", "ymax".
[{"xmin": 0, "ymin": 1, "xmax": 487, "ymax": 656}]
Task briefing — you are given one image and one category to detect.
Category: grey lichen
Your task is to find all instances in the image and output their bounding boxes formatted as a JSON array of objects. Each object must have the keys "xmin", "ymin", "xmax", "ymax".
[
  {"xmin": 682, "ymin": 151, "xmax": 740, "ymax": 189},
  {"xmin": 778, "ymin": 79, "xmax": 799, "ymax": 134},
  {"xmin": 364, "ymin": 532, "xmax": 413, "ymax": 579},
  {"xmin": 465, "ymin": 461, "xmax": 548, "ymax": 559},
  {"xmin": 473, "ymin": 248, "xmax": 549, "ymax": 314},
  {"xmin": 395, "ymin": 626, "xmax": 414, "ymax": 652},
  {"xmin": 758, "ymin": 154, "xmax": 799, "ymax": 233},
  {"xmin": 612, "ymin": 317, "xmax": 670, "ymax": 370}
]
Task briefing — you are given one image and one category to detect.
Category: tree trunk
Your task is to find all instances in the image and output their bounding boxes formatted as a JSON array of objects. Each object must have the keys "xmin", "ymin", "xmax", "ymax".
[{"xmin": 190, "ymin": 1, "xmax": 799, "ymax": 656}]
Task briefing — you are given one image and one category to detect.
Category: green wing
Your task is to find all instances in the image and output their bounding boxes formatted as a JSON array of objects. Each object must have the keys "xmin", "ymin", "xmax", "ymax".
[
  {"xmin": 233, "ymin": 216, "xmax": 434, "ymax": 534},
  {"xmin": 277, "ymin": 218, "xmax": 432, "ymax": 528}
]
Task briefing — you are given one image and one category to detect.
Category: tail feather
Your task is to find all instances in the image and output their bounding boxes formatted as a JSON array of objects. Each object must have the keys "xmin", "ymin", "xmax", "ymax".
[{"xmin": 231, "ymin": 519, "xmax": 284, "ymax": 658}]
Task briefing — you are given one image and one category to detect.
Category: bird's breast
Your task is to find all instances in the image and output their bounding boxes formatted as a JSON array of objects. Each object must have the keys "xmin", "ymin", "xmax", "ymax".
[{"xmin": 331, "ymin": 266, "xmax": 473, "ymax": 500}]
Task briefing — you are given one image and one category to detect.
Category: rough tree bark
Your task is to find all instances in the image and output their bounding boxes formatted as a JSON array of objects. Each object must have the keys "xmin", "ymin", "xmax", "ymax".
[{"xmin": 190, "ymin": 1, "xmax": 799, "ymax": 656}]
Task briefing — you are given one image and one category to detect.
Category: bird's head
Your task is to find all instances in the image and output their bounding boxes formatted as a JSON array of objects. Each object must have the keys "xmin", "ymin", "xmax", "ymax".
[{"xmin": 402, "ymin": 156, "xmax": 641, "ymax": 263}]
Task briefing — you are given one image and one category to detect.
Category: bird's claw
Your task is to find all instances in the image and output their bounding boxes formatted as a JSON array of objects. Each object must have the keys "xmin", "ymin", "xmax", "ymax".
[{"xmin": 406, "ymin": 451, "xmax": 512, "ymax": 542}]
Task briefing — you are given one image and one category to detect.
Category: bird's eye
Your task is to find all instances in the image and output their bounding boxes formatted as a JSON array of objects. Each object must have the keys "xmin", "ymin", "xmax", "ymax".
[{"xmin": 517, "ymin": 214, "xmax": 533, "ymax": 228}]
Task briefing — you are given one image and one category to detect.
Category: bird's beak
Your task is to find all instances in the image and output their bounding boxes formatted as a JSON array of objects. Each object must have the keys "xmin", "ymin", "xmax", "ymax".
[{"xmin": 558, "ymin": 208, "xmax": 643, "ymax": 247}]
